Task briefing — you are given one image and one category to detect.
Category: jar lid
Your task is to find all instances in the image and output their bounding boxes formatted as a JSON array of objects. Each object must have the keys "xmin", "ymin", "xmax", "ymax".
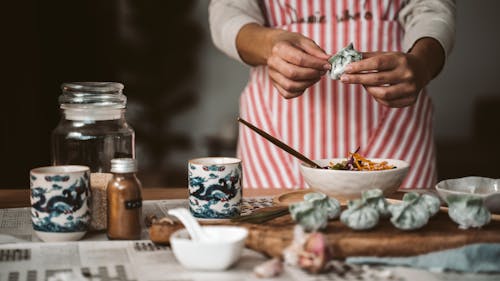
[
  {"xmin": 111, "ymin": 158, "xmax": 138, "ymax": 173},
  {"xmin": 59, "ymin": 82, "xmax": 126, "ymax": 109}
]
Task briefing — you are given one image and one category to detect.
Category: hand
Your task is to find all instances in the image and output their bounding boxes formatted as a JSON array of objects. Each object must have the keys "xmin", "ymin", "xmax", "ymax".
[
  {"xmin": 236, "ymin": 24, "xmax": 331, "ymax": 99},
  {"xmin": 339, "ymin": 38, "xmax": 445, "ymax": 108},
  {"xmin": 340, "ymin": 52, "xmax": 430, "ymax": 108},
  {"xmin": 266, "ymin": 31, "xmax": 331, "ymax": 99}
]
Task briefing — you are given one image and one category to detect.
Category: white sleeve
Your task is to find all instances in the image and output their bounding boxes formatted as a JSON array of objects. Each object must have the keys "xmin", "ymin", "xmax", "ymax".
[
  {"xmin": 398, "ymin": 0, "xmax": 456, "ymax": 57},
  {"xmin": 209, "ymin": 0, "xmax": 266, "ymax": 63}
]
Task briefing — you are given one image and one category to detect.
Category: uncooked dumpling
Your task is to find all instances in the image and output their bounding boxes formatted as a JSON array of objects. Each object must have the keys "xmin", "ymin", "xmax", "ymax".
[
  {"xmin": 361, "ymin": 188, "xmax": 390, "ymax": 218},
  {"xmin": 389, "ymin": 192, "xmax": 430, "ymax": 230},
  {"xmin": 289, "ymin": 192, "xmax": 340, "ymax": 232},
  {"xmin": 401, "ymin": 192, "xmax": 441, "ymax": 217},
  {"xmin": 340, "ymin": 199, "xmax": 380, "ymax": 230},
  {"xmin": 328, "ymin": 42, "xmax": 362, "ymax": 80},
  {"xmin": 447, "ymin": 195, "xmax": 491, "ymax": 229}
]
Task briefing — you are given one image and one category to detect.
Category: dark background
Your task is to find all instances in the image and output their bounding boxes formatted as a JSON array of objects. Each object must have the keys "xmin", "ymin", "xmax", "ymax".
[
  {"xmin": 3, "ymin": 0, "xmax": 205, "ymax": 188},
  {"xmin": 2, "ymin": 0, "xmax": 499, "ymax": 189}
]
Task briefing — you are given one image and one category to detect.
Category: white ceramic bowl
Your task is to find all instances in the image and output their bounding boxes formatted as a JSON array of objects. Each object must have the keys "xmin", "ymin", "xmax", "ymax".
[
  {"xmin": 436, "ymin": 176, "xmax": 500, "ymax": 214},
  {"xmin": 170, "ymin": 226, "xmax": 248, "ymax": 271},
  {"xmin": 299, "ymin": 158, "xmax": 410, "ymax": 200}
]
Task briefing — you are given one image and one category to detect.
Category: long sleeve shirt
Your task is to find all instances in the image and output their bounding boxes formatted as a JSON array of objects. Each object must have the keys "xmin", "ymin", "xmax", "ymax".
[{"xmin": 209, "ymin": 0, "xmax": 456, "ymax": 63}]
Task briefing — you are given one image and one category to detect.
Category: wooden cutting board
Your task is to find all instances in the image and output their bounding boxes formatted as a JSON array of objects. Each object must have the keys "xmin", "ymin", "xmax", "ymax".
[
  {"xmin": 229, "ymin": 210, "xmax": 500, "ymax": 259},
  {"xmin": 147, "ymin": 190, "xmax": 500, "ymax": 259}
]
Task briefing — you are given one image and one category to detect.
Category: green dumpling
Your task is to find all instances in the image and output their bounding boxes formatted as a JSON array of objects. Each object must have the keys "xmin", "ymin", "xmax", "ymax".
[
  {"xmin": 361, "ymin": 188, "xmax": 391, "ymax": 218},
  {"xmin": 402, "ymin": 192, "xmax": 441, "ymax": 217},
  {"xmin": 389, "ymin": 203, "xmax": 429, "ymax": 230},
  {"xmin": 447, "ymin": 195, "xmax": 491, "ymax": 229},
  {"xmin": 340, "ymin": 199, "xmax": 380, "ymax": 230},
  {"xmin": 389, "ymin": 193, "xmax": 430, "ymax": 230},
  {"xmin": 289, "ymin": 192, "xmax": 341, "ymax": 232},
  {"xmin": 328, "ymin": 42, "xmax": 362, "ymax": 80}
]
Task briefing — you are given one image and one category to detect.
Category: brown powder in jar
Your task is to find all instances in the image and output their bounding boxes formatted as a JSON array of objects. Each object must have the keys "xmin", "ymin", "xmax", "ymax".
[{"xmin": 89, "ymin": 173, "xmax": 113, "ymax": 231}]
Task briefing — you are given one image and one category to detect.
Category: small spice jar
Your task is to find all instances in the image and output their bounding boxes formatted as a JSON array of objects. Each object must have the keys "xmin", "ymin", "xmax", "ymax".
[{"xmin": 107, "ymin": 158, "xmax": 142, "ymax": 240}]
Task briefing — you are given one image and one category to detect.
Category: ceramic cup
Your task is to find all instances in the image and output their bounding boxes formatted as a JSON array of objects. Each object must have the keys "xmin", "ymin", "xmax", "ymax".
[
  {"xmin": 30, "ymin": 165, "xmax": 91, "ymax": 242},
  {"xmin": 188, "ymin": 157, "xmax": 242, "ymax": 219}
]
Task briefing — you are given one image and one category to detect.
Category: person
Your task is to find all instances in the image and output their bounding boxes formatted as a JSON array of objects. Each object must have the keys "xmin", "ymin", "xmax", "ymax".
[{"xmin": 209, "ymin": 0, "xmax": 455, "ymax": 189}]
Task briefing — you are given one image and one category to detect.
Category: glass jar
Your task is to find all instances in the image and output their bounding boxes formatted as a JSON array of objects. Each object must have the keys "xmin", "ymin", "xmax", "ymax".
[{"xmin": 51, "ymin": 82, "xmax": 135, "ymax": 173}]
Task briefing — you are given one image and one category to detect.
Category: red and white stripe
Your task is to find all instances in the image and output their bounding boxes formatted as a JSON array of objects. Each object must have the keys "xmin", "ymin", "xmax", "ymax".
[{"xmin": 237, "ymin": 0, "xmax": 437, "ymax": 189}]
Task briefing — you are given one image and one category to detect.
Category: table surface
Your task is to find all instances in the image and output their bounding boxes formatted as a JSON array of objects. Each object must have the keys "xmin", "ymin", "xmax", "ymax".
[{"xmin": 0, "ymin": 187, "xmax": 284, "ymax": 209}]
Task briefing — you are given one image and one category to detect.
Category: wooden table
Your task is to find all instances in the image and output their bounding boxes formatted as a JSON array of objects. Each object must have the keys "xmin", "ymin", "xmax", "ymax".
[{"xmin": 0, "ymin": 187, "xmax": 284, "ymax": 209}]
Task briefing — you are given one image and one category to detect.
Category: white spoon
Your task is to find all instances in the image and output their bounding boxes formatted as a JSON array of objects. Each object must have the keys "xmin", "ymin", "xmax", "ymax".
[{"xmin": 167, "ymin": 208, "xmax": 213, "ymax": 242}]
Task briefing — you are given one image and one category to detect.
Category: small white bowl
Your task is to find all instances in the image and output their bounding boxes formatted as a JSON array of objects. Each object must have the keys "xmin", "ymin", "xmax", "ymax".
[
  {"xmin": 300, "ymin": 158, "xmax": 410, "ymax": 200},
  {"xmin": 436, "ymin": 176, "xmax": 500, "ymax": 214},
  {"xmin": 170, "ymin": 226, "xmax": 248, "ymax": 271}
]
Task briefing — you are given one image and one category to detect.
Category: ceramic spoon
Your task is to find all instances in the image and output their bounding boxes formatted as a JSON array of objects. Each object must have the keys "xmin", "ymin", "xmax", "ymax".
[{"xmin": 168, "ymin": 208, "xmax": 212, "ymax": 242}]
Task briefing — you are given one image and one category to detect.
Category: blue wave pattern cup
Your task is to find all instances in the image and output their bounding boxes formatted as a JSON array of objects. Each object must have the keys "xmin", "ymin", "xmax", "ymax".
[
  {"xmin": 30, "ymin": 165, "xmax": 91, "ymax": 242},
  {"xmin": 188, "ymin": 157, "xmax": 242, "ymax": 219}
]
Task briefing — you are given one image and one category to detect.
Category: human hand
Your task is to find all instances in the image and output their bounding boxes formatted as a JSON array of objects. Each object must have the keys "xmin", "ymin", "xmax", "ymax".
[
  {"xmin": 340, "ymin": 51, "xmax": 431, "ymax": 108},
  {"xmin": 266, "ymin": 30, "xmax": 331, "ymax": 99}
]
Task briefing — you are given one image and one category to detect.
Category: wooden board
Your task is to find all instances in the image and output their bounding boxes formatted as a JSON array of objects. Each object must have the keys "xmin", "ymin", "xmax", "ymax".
[
  {"xmin": 148, "ymin": 190, "xmax": 500, "ymax": 259},
  {"xmin": 274, "ymin": 190, "xmax": 351, "ymax": 206},
  {"xmin": 230, "ymin": 211, "xmax": 500, "ymax": 259}
]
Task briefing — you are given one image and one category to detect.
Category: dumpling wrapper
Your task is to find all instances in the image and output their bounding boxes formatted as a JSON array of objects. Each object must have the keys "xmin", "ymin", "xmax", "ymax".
[
  {"xmin": 402, "ymin": 192, "xmax": 441, "ymax": 217},
  {"xmin": 389, "ymin": 201, "xmax": 429, "ymax": 231},
  {"xmin": 447, "ymin": 195, "xmax": 491, "ymax": 229},
  {"xmin": 328, "ymin": 42, "xmax": 362, "ymax": 80},
  {"xmin": 289, "ymin": 192, "xmax": 340, "ymax": 232},
  {"xmin": 389, "ymin": 192, "xmax": 430, "ymax": 230},
  {"xmin": 361, "ymin": 188, "xmax": 391, "ymax": 218},
  {"xmin": 340, "ymin": 199, "xmax": 380, "ymax": 230}
]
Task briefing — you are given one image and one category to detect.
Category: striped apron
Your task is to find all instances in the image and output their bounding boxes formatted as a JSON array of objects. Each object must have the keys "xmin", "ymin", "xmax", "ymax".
[{"xmin": 238, "ymin": 0, "xmax": 437, "ymax": 189}]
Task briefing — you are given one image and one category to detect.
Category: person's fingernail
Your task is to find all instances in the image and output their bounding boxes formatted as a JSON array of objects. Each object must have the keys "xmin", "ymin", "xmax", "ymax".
[
  {"xmin": 344, "ymin": 65, "xmax": 353, "ymax": 72},
  {"xmin": 323, "ymin": 64, "xmax": 331, "ymax": 70},
  {"xmin": 341, "ymin": 75, "xmax": 349, "ymax": 82}
]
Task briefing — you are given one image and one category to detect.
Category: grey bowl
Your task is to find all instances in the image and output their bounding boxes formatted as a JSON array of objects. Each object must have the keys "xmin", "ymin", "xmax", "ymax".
[{"xmin": 436, "ymin": 176, "xmax": 500, "ymax": 214}]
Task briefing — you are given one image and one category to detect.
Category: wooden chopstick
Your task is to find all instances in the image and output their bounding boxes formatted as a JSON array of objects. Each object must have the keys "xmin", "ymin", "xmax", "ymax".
[{"xmin": 237, "ymin": 117, "xmax": 322, "ymax": 169}]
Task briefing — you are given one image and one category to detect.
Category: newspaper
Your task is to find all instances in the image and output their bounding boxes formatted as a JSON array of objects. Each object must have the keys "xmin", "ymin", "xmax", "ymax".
[
  {"xmin": 0, "ymin": 198, "xmax": 273, "ymax": 243},
  {"xmin": 0, "ymin": 200, "xmax": 497, "ymax": 281}
]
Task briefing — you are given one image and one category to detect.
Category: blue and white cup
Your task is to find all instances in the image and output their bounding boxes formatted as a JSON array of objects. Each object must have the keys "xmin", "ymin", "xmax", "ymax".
[
  {"xmin": 188, "ymin": 157, "xmax": 242, "ymax": 219},
  {"xmin": 30, "ymin": 165, "xmax": 91, "ymax": 242}
]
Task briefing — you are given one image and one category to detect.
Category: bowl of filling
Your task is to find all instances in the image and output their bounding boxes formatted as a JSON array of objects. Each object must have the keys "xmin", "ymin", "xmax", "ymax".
[
  {"xmin": 435, "ymin": 176, "xmax": 500, "ymax": 214},
  {"xmin": 299, "ymin": 151, "xmax": 410, "ymax": 200}
]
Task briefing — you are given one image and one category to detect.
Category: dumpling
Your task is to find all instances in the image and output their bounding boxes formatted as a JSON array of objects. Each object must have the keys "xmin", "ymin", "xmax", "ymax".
[
  {"xmin": 418, "ymin": 193, "xmax": 441, "ymax": 217},
  {"xmin": 303, "ymin": 192, "xmax": 341, "ymax": 219},
  {"xmin": 389, "ymin": 201, "xmax": 429, "ymax": 231},
  {"xmin": 340, "ymin": 199, "xmax": 380, "ymax": 230},
  {"xmin": 361, "ymin": 188, "xmax": 390, "ymax": 218},
  {"xmin": 389, "ymin": 192, "xmax": 430, "ymax": 230},
  {"xmin": 401, "ymin": 192, "xmax": 441, "ymax": 217},
  {"xmin": 328, "ymin": 42, "xmax": 362, "ymax": 80},
  {"xmin": 447, "ymin": 195, "xmax": 491, "ymax": 229},
  {"xmin": 289, "ymin": 192, "xmax": 341, "ymax": 232}
]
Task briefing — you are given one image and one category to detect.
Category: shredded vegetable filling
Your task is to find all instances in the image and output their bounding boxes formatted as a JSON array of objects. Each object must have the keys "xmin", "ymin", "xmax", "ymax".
[{"xmin": 328, "ymin": 150, "xmax": 395, "ymax": 171}]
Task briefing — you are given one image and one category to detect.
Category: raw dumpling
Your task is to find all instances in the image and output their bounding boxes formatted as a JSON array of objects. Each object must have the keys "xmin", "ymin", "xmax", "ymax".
[
  {"xmin": 389, "ymin": 202, "xmax": 429, "ymax": 230},
  {"xmin": 418, "ymin": 193, "xmax": 441, "ymax": 217},
  {"xmin": 389, "ymin": 192, "xmax": 430, "ymax": 230},
  {"xmin": 361, "ymin": 188, "xmax": 390, "ymax": 217},
  {"xmin": 340, "ymin": 199, "xmax": 380, "ymax": 230},
  {"xmin": 303, "ymin": 192, "xmax": 341, "ymax": 219},
  {"xmin": 290, "ymin": 192, "xmax": 341, "ymax": 232},
  {"xmin": 402, "ymin": 192, "xmax": 441, "ymax": 217},
  {"xmin": 447, "ymin": 195, "xmax": 491, "ymax": 229},
  {"xmin": 328, "ymin": 42, "xmax": 362, "ymax": 80}
]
